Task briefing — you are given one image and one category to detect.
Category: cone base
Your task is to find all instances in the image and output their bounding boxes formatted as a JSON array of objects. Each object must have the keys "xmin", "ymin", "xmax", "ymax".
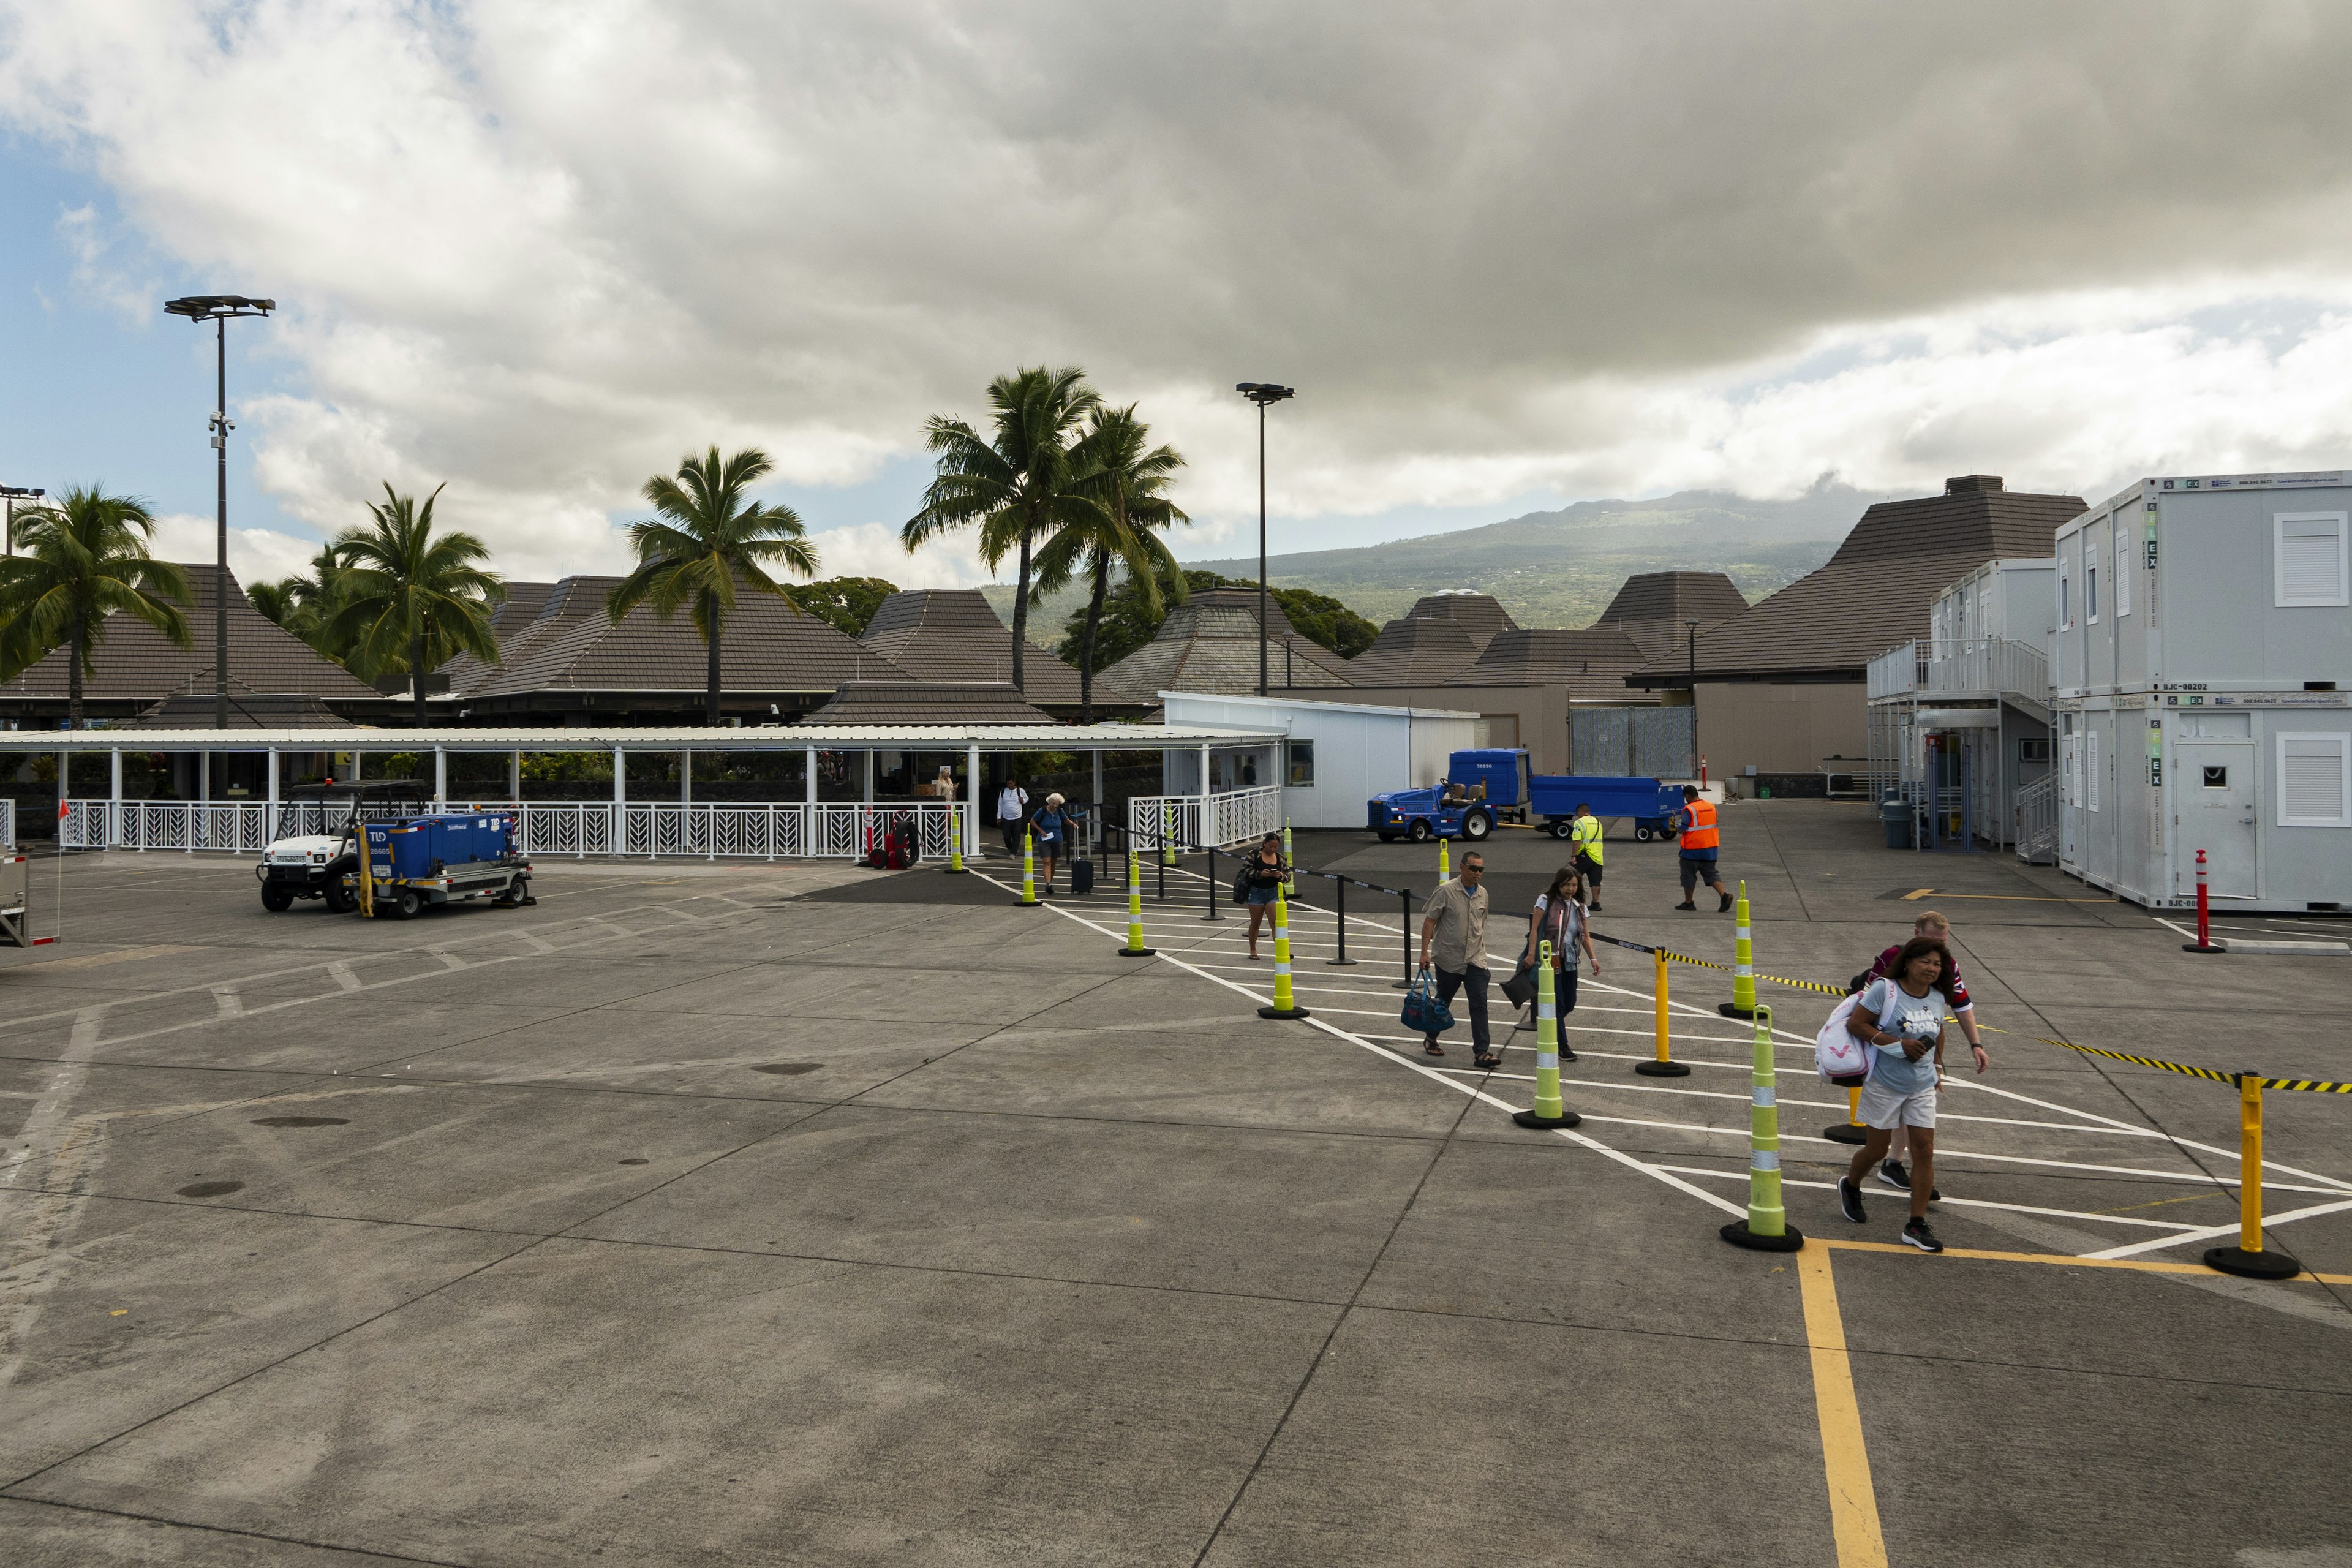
[
  {"xmin": 1822, "ymin": 1123, "xmax": 1869, "ymax": 1144},
  {"xmin": 2203, "ymin": 1245, "xmax": 2301, "ymax": 1280},
  {"xmin": 1199, "ymin": 913, "xmax": 1226, "ymax": 922},
  {"xmin": 2180, "ymin": 943, "xmax": 2224, "ymax": 954},
  {"xmin": 1511, "ymin": 1108, "xmax": 1582, "ymax": 1129},
  {"xmin": 1327, "ymin": 958, "xmax": 1360, "ymax": 967},
  {"xmin": 1717, "ymin": 1003, "xmax": 1760, "ymax": 1018},
  {"xmin": 1118, "ymin": 946, "xmax": 1157, "ymax": 958},
  {"xmin": 941, "ymin": 867, "xmax": 969, "ymax": 875},
  {"xmin": 1257, "ymin": 1005, "xmax": 1312, "ymax": 1019},
  {"xmin": 1635, "ymin": 1060, "xmax": 1693, "ymax": 1077},
  {"xmin": 1017, "ymin": 900, "xmax": 1047, "ymax": 909},
  {"xmin": 1721, "ymin": 1221, "xmax": 1806, "ymax": 1253}
]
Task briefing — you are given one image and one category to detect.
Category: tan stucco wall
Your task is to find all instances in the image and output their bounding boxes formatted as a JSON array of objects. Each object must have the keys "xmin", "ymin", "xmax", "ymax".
[
  {"xmin": 1278, "ymin": 684, "xmax": 1572, "ymax": 773},
  {"xmin": 1694, "ymin": 680, "xmax": 1868, "ymax": 778}
]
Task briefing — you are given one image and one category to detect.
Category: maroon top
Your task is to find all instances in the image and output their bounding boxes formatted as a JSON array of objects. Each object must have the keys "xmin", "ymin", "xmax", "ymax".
[{"xmin": 1868, "ymin": 943, "xmax": 1972, "ymax": 1011}]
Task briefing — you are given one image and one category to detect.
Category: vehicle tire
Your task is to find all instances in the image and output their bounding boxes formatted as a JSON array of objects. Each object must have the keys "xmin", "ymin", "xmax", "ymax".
[
  {"xmin": 323, "ymin": 877, "xmax": 355, "ymax": 914},
  {"xmin": 260, "ymin": 883, "xmax": 295, "ymax": 912},
  {"xmin": 1408, "ymin": 820, "xmax": 1434, "ymax": 843},
  {"xmin": 1634, "ymin": 826, "xmax": 1653, "ymax": 843},
  {"xmin": 1376, "ymin": 832, "xmax": 1398, "ymax": 843},
  {"xmin": 391, "ymin": 888, "xmax": 424, "ymax": 921},
  {"xmin": 1463, "ymin": 809, "xmax": 1493, "ymax": 841},
  {"xmin": 1547, "ymin": 819, "xmax": 1573, "ymax": 839}
]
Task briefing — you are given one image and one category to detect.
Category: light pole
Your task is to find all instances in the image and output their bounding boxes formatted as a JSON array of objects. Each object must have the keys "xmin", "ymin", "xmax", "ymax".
[
  {"xmin": 1236, "ymin": 382, "xmax": 1295, "ymax": 698},
  {"xmin": 164, "ymin": 295, "xmax": 276, "ymax": 730},
  {"xmin": 1, "ymin": 485, "xmax": 42, "ymax": 558},
  {"xmin": 1685, "ymin": 617, "xmax": 1700, "ymax": 686}
]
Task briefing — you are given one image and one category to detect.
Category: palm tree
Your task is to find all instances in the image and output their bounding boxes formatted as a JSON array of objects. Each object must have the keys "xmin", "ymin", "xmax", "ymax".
[
  {"xmin": 247, "ymin": 578, "xmax": 301, "ymax": 628},
  {"xmin": 324, "ymin": 484, "xmax": 504, "ymax": 722},
  {"xmin": 0, "ymin": 486, "xmax": 190, "ymax": 725},
  {"xmin": 1033, "ymin": 406, "xmax": 1188, "ymax": 723},
  {"xmin": 605, "ymin": 446, "xmax": 820, "ymax": 726},
  {"xmin": 903, "ymin": 366, "xmax": 1100, "ymax": 693}
]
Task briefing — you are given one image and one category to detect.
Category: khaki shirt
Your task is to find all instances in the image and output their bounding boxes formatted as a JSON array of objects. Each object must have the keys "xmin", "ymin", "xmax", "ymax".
[{"xmin": 1423, "ymin": 876, "xmax": 1489, "ymax": 974}]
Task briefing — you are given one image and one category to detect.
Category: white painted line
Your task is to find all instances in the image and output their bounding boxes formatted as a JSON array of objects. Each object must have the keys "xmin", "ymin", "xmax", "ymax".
[
  {"xmin": 1648, "ymin": 1164, "xmax": 2212, "ymax": 1232},
  {"xmin": 2082, "ymin": 1198, "xmax": 2352, "ymax": 1259}
]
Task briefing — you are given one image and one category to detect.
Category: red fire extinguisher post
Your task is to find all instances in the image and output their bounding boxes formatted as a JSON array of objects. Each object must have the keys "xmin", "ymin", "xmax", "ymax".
[{"xmin": 2182, "ymin": 848, "xmax": 2220, "ymax": 954}]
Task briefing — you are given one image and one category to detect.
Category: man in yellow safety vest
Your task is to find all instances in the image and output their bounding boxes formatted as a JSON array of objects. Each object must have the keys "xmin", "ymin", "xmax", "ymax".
[{"xmin": 1569, "ymin": 801, "xmax": 1605, "ymax": 913}]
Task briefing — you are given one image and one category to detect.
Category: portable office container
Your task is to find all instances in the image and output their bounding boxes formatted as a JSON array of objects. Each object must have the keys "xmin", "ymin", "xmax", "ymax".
[{"xmin": 2053, "ymin": 472, "xmax": 2351, "ymax": 911}]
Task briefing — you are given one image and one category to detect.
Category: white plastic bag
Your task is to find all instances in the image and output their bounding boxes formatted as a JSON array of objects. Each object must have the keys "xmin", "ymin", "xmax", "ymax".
[{"xmin": 1814, "ymin": 993, "xmax": 1870, "ymax": 1082}]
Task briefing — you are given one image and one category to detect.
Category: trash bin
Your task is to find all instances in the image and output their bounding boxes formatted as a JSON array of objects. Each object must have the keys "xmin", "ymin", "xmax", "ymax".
[{"xmin": 1879, "ymin": 794, "xmax": 1912, "ymax": 850}]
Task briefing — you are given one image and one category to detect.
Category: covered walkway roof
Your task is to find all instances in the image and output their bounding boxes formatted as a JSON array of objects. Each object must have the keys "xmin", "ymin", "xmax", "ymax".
[{"xmin": 0, "ymin": 721, "xmax": 1288, "ymax": 753}]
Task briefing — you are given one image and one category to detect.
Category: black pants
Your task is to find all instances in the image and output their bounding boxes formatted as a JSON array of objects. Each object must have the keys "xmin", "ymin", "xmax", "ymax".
[
  {"xmin": 1000, "ymin": 820, "xmax": 1024, "ymax": 856},
  {"xmin": 1432, "ymin": 963, "xmax": 1491, "ymax": 1054}
]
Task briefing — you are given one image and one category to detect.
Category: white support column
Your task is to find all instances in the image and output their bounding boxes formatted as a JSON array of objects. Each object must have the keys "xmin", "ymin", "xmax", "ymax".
[
  {"xmin": 612, "ymin": 745, "xmax": 626, "ymax": 851},
  {"xmin": 1198, "ymin": 742, "xmax": 1211, "ymax": 850},
  {"xmin": 110, "ymin": 747, "xmax": 124, "ymax": 848},
  {"xmin": 349, "ymin": 749, "xmax": 362, "ymax": 784},
  {"xmin": 862, "ymin": 750, "xmax": 873, "ymax": 802},
  {"xmin": 432, "ymin": 745, "xmax": 447, "ymax": 808},
  {"xmin": 681, "ymin": 747, "xmax": 692, "ymax": 807},
  {"xmin": 511, "ymin": 749, "xmax": 522, "ymax": 804},
  {"xmin": 967, "ymin": 742, "xmax": 981, "ymax": 862},
  {"xmin": 266, "ymin": 748, "xmax": 279, "ymax": 835},
  {"xmin": 200, "ymin": 750, "xmax": 211, "ymax": 804}
]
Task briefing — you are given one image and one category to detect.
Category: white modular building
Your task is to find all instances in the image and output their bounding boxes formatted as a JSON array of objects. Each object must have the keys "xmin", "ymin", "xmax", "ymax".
[
  {"xmin": 2052, "ymin": 472, "xmax": 2352, "ymax": 912},
  {"xmin": 1157, "ymin": 692, "xmax": 1483, "ymax": 830}
]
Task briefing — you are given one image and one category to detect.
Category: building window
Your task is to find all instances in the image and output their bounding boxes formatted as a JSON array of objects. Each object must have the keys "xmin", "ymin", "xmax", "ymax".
[
  {"xmin": 2276, "ymin": 512, "xmax": 2350, "ymax": 607},
  {"xmin": 2059, "ymin": 566, "xmax": 2071, "ymax": 631},
  {"xmin": 2114, "ymin": 527, "xmax": 2130, "ymax": 617},
  {"xmin": 2086, "ymin": 729, "xmax": 2100, "ymax": 813},
  {"xmin": 1284, "ymin": 741, "xmax": 1315, "ymax": 788},
  {"xmin": 2019, "ymin": 737, "xmax": 2052, "ymax": 764},
  {"xmin": 2202, "ymin": 765, "xmax": 2228, "ymax": 790},
  {"xmin": 2278, "ymin": 733, "xmax": 2351, "ymax": 827},
  {"xmin": 2086, "ymin": 557, "xmax": 2098, "ymax": 623}
]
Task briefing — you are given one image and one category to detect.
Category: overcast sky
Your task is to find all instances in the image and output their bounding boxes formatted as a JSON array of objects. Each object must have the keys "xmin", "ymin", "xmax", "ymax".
[{"xmin": 8, "ymin": 2, "xmax": 2352, "ymax": 588}]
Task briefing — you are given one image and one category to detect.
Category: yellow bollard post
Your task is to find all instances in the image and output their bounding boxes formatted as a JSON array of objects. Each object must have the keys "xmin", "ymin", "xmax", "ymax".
[
  {"xmin": 1163, "ymin": 801, "xmax": 1177, "ymax": 865},
  {"xmin": 1018, "ymin": 828, "xmax": 1041, "ymax": 908},
  {"xmin": 2204, "ymin": 1073, "xmax": 2301, "ymax": 1279},
  {"xmin": 1635, "ymin": 947, "xmax": 1690, "ymax": 1077},
  {"xmin": 1438, "ymin": 835, "xmax": 1450, "ymax": 883},
  {"xmin": 1281, "ymin": 820, "xmax": 1296, "ymax": 897},
  {"xmin": 1717, "ymin": 878, "xmax": 1757, "ymax": 1019},
  {"xmin": 1513, "ymin": 941, "xmax": 1581, "ymax": 1128},
  {"xmin": 1256, "ymin": 890, "xmax": 1310, "ymax": 1019},
  {"xmin": 1117, "ymin": 840, "xmax": 1155, "ymax": 957},
  {"xmin": 944, "ymin": 809, "xmax": 968, "ymax": 875},
  {"xmin": 1721, "ymin": 1003, "xmax": 1803, "ymax": 1251}
]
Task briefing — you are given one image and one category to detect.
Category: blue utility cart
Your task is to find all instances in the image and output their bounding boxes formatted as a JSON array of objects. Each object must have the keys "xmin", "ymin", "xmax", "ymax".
[
  {"xmin": 1369, "ymin": 750, "xmax": 1686, "ymax": 842},
  {"xmin": 360, "ymin": 812, "xmax": 534, "ymax": 920}
]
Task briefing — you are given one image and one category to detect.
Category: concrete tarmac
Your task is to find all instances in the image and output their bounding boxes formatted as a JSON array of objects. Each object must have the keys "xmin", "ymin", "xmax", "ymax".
[{"xmin": 1, "ymin": 801, "xmax": 2347, "ymax": 1565}]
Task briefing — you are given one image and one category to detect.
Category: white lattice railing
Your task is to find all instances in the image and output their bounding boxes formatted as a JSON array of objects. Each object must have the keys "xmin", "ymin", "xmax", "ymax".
[
  {"xmin": 59, "ymin": 799, "xmax": 970, "ymax": 862},
  {"xmin": 0, "ymin": 799, "xmax": 13, "ymax": 848},
  {"xmin": 2015, "ymin": 773, "xmax": 2059, "ymax": 865},
  {"xmin": 1125, "ymin": 786, "xmax": 1282, "ymax": 852}
]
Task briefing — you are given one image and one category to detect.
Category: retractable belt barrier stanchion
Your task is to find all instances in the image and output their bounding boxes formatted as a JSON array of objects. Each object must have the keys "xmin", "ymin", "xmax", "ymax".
[
  {"xmin": 1018, "ymin": 829, "xmax": 1041, "ymax": 908},
  {"xmin": 1636, "ymin": 948, "xmax": 1690, "ymax": 1076},
  {"xmin": 1117, "ymin": 839, "xmax": 1155, "ymax": 957},
  {"xmin": 1203, "ymin": 843, "xmax": 1223, "ymax": 921},
  {"xmin": 1721, "ymin": 1003, "xmax": 1803, "ymax": 1251},
  {"xmin": 1328, "ymin": 875, "xmax": 1358, "ymax": 965},
  {"xmin": 1512, "ymin": 942, "xmax": 1581, "ymax": 1129},
  {"xmin": 1718, "ymin": 879, "xmax": 1757, "ymax": 1018},
  {"xmin": 1395, "ymin": 889, "xmax": 1414, "ymax": 989},
  {"xmin": 1823, "ymin": 1085, "xmax": 1867, "ymax": 1144},
  {"xmin": 1257, "ymin": 891, "xmax": 1310, "ymax": 1020},
  {"xmin": 2206, "ymin": 1072, "xmax": 2302, "ymax": 1279}
]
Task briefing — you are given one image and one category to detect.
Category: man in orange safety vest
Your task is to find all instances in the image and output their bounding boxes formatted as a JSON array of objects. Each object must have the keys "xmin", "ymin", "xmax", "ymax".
[{"xmin": 1674, "ymin": 784, "xmax": 1732, "ymax": 913}]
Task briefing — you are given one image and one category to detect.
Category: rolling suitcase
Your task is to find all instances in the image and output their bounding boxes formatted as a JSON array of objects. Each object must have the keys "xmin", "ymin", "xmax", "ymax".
[{"xmin": 1068, "ymin": 854, "xmax": 1095, "ymax": 895}]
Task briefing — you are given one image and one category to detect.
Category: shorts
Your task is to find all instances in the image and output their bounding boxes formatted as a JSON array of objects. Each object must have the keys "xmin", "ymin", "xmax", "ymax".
[
  {"xmin": 1574, "ymin": 854, "xmax": 1603, "ymax": 887},
  {"xmin": 1678, "ymin": 856, "xmax": 1721, "ymax": 893},
  {"xmin": 1856, "ymin": 1074, "xmax": 1937, "ymax": 1130},
  {"xmin": 1246, "ymin": 884, "xmax": 1281, "ymax": 906}
]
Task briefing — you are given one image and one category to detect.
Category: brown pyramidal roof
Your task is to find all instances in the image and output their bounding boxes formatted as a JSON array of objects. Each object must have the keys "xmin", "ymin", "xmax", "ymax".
[
  {"xmin": 119, "ymin": 680, "xmax": 355, "ymax": 729},
  {"xmin": 1095, "ymin": 587, "xmax": 1351, "ymax": 701},
  {"xmin": 1630, "ymin": 477, "xmax": 2084, "ymax": 685},
  {"xmin": 1345, "ymin": 616, "xmax": 1485, "ymax": 685},
  {"xmin": 454, "ymin": 575, "xmax": 909, "ymax": 701},
  {"xmin": 858, "ymin": 589, "xmax": 1083, "ymax": 702},
  {"xmin": 1594, "ymin": 571, "xmax": 1751, "ymax": 662},
  {"xmin": 1403, "ymin": 592, "xmax": 1517, "ymax": 651},
  {"xmin": 804, "ymin": 680, "xmax": 1058, "ymax": 726},
  {"xmin": 0, "ymin": 564, "xmax": 380, "ymax": 707},
  {"xmin": 1465, "ymin": 627, "xmax": 1659, "ymax": 701}
]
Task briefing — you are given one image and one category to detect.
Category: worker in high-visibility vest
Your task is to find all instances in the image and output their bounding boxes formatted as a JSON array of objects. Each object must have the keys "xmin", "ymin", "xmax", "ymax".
[
  {"xmin": 1675, "ymin": 784, "xmax": 1732, "ymax": 913},
  {"xmin": 1569, "ymin": 801, "xmax": 1605, "ymax": 913}
]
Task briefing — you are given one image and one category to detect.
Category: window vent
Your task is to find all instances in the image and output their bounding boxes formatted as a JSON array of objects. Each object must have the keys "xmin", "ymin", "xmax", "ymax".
[
  {"xmin": 2276, "ymin": 513, "xmax": 2350, "ymax": 607},
  {"xmin": 2279, "ymin": 734, "xmax": 2351, "ymax": 828}
]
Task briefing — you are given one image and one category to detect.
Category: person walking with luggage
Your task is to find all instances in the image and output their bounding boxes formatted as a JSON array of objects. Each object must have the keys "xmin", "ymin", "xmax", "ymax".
[
  {"xmin": 1854, "ymin": 910, "xmax": 1989, "ymax": 1197},
  {"xmin": 1673, "ymin": 785, "xmax": 1732, "ymax": 913},
  {"xmin": 1028, "ymin": 793, "xmax": 1080, "ymax": 895},
  {"xmin": 1517, "ymin": 864, "xmax": 1600, "ymax": 1059},
  {"xmin": 1238, "ymin": 832, "xmax": 1289, "ymax": 960},
  {"xmin": 1419, "ymin": 850, "xmax": 1498, "ymax": 1069},
  {"xmin": 1569, "ymin": 801, "xmax": 1606, "ymax": 912},
  {"xmin": 996, "ymin": 778, "xmax": 1029, "ymax": 858},
  {"xmin": 1834, "ymin": 936, "xmax": 1975, "ymax": 1253}
]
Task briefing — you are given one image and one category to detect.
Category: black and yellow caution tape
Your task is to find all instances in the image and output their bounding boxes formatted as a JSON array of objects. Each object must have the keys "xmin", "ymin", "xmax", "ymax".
[{"xmin": 1593, "ymin": 928, "xmax": 2352, "ymax": 1095}]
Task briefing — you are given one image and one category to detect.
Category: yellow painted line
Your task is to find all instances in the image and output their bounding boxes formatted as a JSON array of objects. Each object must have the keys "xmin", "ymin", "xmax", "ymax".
[
  {"xmin": 1796, "ymin": 1247, "xmax": 1887, "ymax": 1568},
  {"xmin": 1821, "ymin": 1238, "xmax": 2352, "ymax": 1284},
  {"xmin": 10, "ymin": 943, "xmax": 201, "ymax": 973},
  {"xmin": 1899, "ymin": 888, "xmax": 1936, "ymax": 900}
]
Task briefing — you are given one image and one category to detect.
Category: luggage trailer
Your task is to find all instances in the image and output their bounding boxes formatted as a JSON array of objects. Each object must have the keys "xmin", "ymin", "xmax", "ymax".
[
  {"xmin": 357, "ymin": 812, "xmax": 535, "ymax": 921},
  {"xmin": 0, "ymin": 852, "xmax": 28, "ymax": 949}
]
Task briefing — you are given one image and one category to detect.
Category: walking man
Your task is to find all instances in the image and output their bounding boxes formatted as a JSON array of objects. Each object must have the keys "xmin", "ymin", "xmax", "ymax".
[
  {"xmin": 1419, "ymin": 850, "xmax": 1499, "ymax": 1070},
  {"xmin": 1570, "ymin": 800, "xmax": 1605, "ymax": 913},
  {"xmin": 995, "ymin": 777, "xmax": 1029, "ymax": 859},
  {"xmin": 1674, "ymin": 785, "xmax": 1731, "ymax": 913}
]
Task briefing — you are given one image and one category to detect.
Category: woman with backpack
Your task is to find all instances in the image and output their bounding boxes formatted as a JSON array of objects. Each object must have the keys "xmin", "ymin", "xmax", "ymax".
[
  {"xmin": 1833, "ymin": 935, "xmax": 1980, "ymax": 1254},
  {"xmin": 1238, "ymin": 832, "xmax": 1289, "ymax": 960},
  {"xmin": 1028, "ymin": 793, "xmax": 1081, "ymax": 895},
  {"xmin": 1517, "ymin": 865, "xmax": 1600, "ymax": 1060}
]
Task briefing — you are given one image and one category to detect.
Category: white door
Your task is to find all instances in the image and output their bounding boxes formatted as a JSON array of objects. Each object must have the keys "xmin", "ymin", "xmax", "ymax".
[{"xmin": 2174, "ymin": 742, "xmax": 2257, "ymax": 899}]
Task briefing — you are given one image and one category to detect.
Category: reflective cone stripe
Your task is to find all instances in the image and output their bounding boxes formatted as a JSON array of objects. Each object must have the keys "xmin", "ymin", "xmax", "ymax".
[
  {"xmin": 1744, "ymin": 1003, "xmax": 1787, "ymax": 1237},
  {"xmin": 1530, "ymin": 941, "xmax": 1564, "ymax": 1120},
  {"xmin": 1270, "ymin": 893, "xmax": 1295, "ymax": 1010},
  {"xmin": 1731, "ymin": 880, "xmax": 1755, "ymax": 1014}
]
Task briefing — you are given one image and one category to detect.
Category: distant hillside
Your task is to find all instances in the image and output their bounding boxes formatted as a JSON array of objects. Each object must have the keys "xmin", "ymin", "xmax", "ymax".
[{"xmin": 984, "ymin": 483, "xmax": 1887, "ymax": 633}]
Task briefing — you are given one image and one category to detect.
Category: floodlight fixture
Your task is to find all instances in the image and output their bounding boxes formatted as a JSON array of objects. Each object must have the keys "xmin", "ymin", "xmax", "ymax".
[
  {"xmin": 165, "ymin": 293, "xmax": 277, "ymax": 728},
  {"xmin": 1235, "ymin": 383, "xmax": 1298, "ymax": 695}
]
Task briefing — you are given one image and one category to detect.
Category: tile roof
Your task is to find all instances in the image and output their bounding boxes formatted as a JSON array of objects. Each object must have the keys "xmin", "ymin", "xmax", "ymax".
[
  {"xmin": 1093, "ymin": 587, "xmax": 1352, "ymax": 701},
  {"xmin": 440, "ymin": 579, "xmax": 554, "ymax": 694},
  {"xmin": 1345, "ymin": 616, "xmax": 1485, "ymax": 685},
  {"xmin": 1629, "ymin": 478, "xmax": 2086, "ymax": 684},
  {"xmin": 803, "ymin": 680, "xmax": 1060, "ymax": 726},
  {"xmin": 0, "ymin": 564, "xmax": 382, "ymax": 705},
  {"xmin": 1403, "ymin": 592, "xmax": 1518, "ymax": 650},
  {"xmin": 858, "ymin": 589, "xmax": 1084, "ymax": 702},
  {"xmin": 120, "ymin": 682, "xmax": 356, "ymax": 729},
  {"xmin": 1594, "ymin": 571, "xmax": 1752, "ymax": 662},
  {"xmin": 458, "ymin": 575, "xmax": 910, "ymax": 699},
  {"xmin": 1462, "ymin": 627, "xmax": 1660, "ymax": 702}
]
